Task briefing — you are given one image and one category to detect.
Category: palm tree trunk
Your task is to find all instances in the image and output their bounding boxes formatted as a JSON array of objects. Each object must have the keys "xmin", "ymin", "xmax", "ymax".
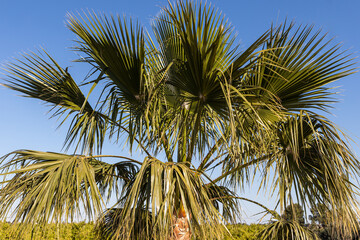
[
  {"xmin": 172, "ymin": 216, "xmax": 191, "ymax": 240},
  {"xmin": 171, "ymin": 204, "xmax": 191, "ymax": 240}
]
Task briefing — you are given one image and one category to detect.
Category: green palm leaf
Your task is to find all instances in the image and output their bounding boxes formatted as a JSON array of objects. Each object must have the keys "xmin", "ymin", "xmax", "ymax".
[
  {"xmin": 67, "ymin": 12, "xmax": 146, "ymax": 108},
  {"xmin": 248, "ymin": 22, "xmax": 357, "ymax": 112},
  {"xmin": 0, "ymin": 150, "xmax": 104, "ymax": 224},
  {"xmin": 261, "ymin": 111, "xmax": 360, "ymax": 237},
  {"xmin": 3, "ymin": 50, "xmax": 92, "ymax": 112},
  {"xmin": 2, "ymin": 51, "xmax": 107, "ymax": 154},
  {"xmin": 0, "ymin": 150, "xmax": 140, "ymax": 227}
]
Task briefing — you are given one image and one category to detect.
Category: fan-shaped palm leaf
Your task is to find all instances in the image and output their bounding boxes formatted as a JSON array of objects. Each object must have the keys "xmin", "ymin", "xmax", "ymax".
[
  {"xmin": 2, "ymin": 51, "xmax": 108, "ymax": 154},
  {"xmin": 0, "ymin": 150, "xmax": 139, "ymax": 227},
  {"xmin": 247, "ymin": 22, "xmax": 357, "ymax": 112},
  {"xmin": 0, "ymin": 150, "xmax": 104, "ymax": 224}
]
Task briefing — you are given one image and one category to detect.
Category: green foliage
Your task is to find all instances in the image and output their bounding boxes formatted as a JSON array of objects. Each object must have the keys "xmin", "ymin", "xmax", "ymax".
[
  {"xmin": 259, "ymin": 220, "xmax": 318, "ymax": 240},
  {"xmin": 0, "ymin": 222, "xmax": 94, "ymax": 240},
  {"xmin": 0, "ymin": 221, "xmax": 356, "ymax": 240},
  {"xmin": 308, "ymin": 203, "xmax": 360, "ymax": 240},
  {"xmin": 0, "ymin": 222, "xmax": 267, "ymax": 240},
  {"xmin": 282, "ymin": 204, "xmax": 305, "ymax": 226},
  {"xmin": 258, "ymin": 204, "xmax": 317, "ymax": 240},
  {"xmin": 225, "ymin": 224, "xmax": 267, "ymax": 240}
]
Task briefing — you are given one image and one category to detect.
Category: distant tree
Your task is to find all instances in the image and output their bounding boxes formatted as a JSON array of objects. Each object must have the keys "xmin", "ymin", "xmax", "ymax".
[
  {"xmin": 310, "ymin": 204, "xmax": 330, "ymax": 227},
  {"xmin": 309, "ymin": 203, "xmax": 360, "ymax": 240},
  {"xmin": 259, "ymin": 204, "xmax": 317, "ymax": 240},
  {"xmin": 309, "ymin": 204, "xmax": 331, "ymax": 239},
  {"xmin": 283, "ymin": 204, "xmax": 305, "ymax": 226}
]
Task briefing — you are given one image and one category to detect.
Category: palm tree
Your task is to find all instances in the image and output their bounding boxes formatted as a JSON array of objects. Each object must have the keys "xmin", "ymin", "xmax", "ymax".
[{"xmin": 1, "ymin": 1, "xmax": 359, "ymax": 239}]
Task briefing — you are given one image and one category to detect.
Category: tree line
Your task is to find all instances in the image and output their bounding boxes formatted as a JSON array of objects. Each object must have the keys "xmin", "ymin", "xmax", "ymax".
[{"xmin": 0, "ymin": 203, "xmax": 357, "ymax": 240}]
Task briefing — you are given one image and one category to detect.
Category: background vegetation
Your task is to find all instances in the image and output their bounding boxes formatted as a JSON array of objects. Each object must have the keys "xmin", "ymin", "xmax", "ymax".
[
  {"xmin": 0, "ymin": 222, "xmax": 95, "ymax": 240},
  {"xmin": 0, "ymin": 218, "xmax": 356, "ymax": 240},
  {"xmin": 0, "ymin": 222, "xmax": 265, "ymax": 240}
]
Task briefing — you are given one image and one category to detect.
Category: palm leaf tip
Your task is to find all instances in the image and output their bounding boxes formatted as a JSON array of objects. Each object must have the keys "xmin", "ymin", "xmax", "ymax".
[
  {"xmin": 255, "ymin": 22, "xmax": 357, "ymax": 113},
  {"xmin": 1, "ymin": 50, "xmax": 109, "ymax": 154},
  {"xmin": 66, "ymin": 11, "xmax": 147, "ymax": 108},
  {"xmin": 3, "ymin": 50, "xmax": 93, "ymax": 112}
]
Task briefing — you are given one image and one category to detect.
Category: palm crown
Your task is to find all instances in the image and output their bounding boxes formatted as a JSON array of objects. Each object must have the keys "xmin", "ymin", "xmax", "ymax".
[{"xmin": 1, "ymin": 1, "xmax": 359, "ymax": 239}]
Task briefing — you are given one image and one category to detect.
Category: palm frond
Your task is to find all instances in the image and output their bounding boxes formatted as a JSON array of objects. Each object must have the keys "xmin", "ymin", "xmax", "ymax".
[
  {"xmin": 91, "ymin": 159, "xmax": 139, "ymax": 202},
  {"xmin": 108, "ymin": 157, "xmax": 227, "ymax": 240},
  {"xmin": 67, "ymin": 12, "xmax": 147, "ymax": 115},
  {"xmin": 95, "ymin": 207, "xmax": 151, "ymax": 240},
  {"xmin": 0, "ymin": 150, "xmax": 141, "ymax": 228},
  {"xmin": 2, "ymin": 51, "xmax": 108, "ymax": 154},
  {"xmin": 3, "ymin": 50, "xmax": 92, "ymax": 112},
  {"xmin": 67, "ymin": 12, "xmax": 157, "ymax": 154},
  {"xmin": 261, "ymin": 111, "xmax": 360, "ymax": 237},
  {"xmin": 249, "ymin": 22, "xmax": 357, "ymax": 112},
  {"xmin": 67, "ymin": 11, "xmax": 145, "ymax": 105},
  {"xmin": 205, "ymin": 184, "xmax": 240, "ymax": 223},
  {"xmin": 0, "ymin": 150, "xmax": 104, "ymax": 225},
  {"xmin": 148, "ymin": 1, "xmax": 280, "ymax": 164}
]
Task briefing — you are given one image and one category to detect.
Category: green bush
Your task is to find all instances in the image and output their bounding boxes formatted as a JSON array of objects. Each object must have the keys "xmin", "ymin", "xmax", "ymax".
[
  {"xmin": 0, "ymin": 222, "xmax": 95, "ymax": 240},
  {"xmin": 0, "ymin": 222, "xmax": 270, "ymax": 239},
  {"xmin": 4, "ymin": 222, "xmax": 342, "ymax": 239},
  {"xmin": 225, "ymin": 224, "xmax": 267, "ymax": 240}
]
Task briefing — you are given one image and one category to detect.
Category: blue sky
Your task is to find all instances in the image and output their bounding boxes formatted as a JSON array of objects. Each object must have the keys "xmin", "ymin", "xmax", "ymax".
[{"xmin": 1, "ymin": 0, "xmax": 360, "ymax": 223}]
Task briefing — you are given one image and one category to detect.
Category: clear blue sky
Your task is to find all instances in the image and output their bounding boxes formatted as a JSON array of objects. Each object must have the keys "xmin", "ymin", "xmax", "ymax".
[{"xmin": 1, "ymin": 0, "xmax": 360, "ymax": 223}]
